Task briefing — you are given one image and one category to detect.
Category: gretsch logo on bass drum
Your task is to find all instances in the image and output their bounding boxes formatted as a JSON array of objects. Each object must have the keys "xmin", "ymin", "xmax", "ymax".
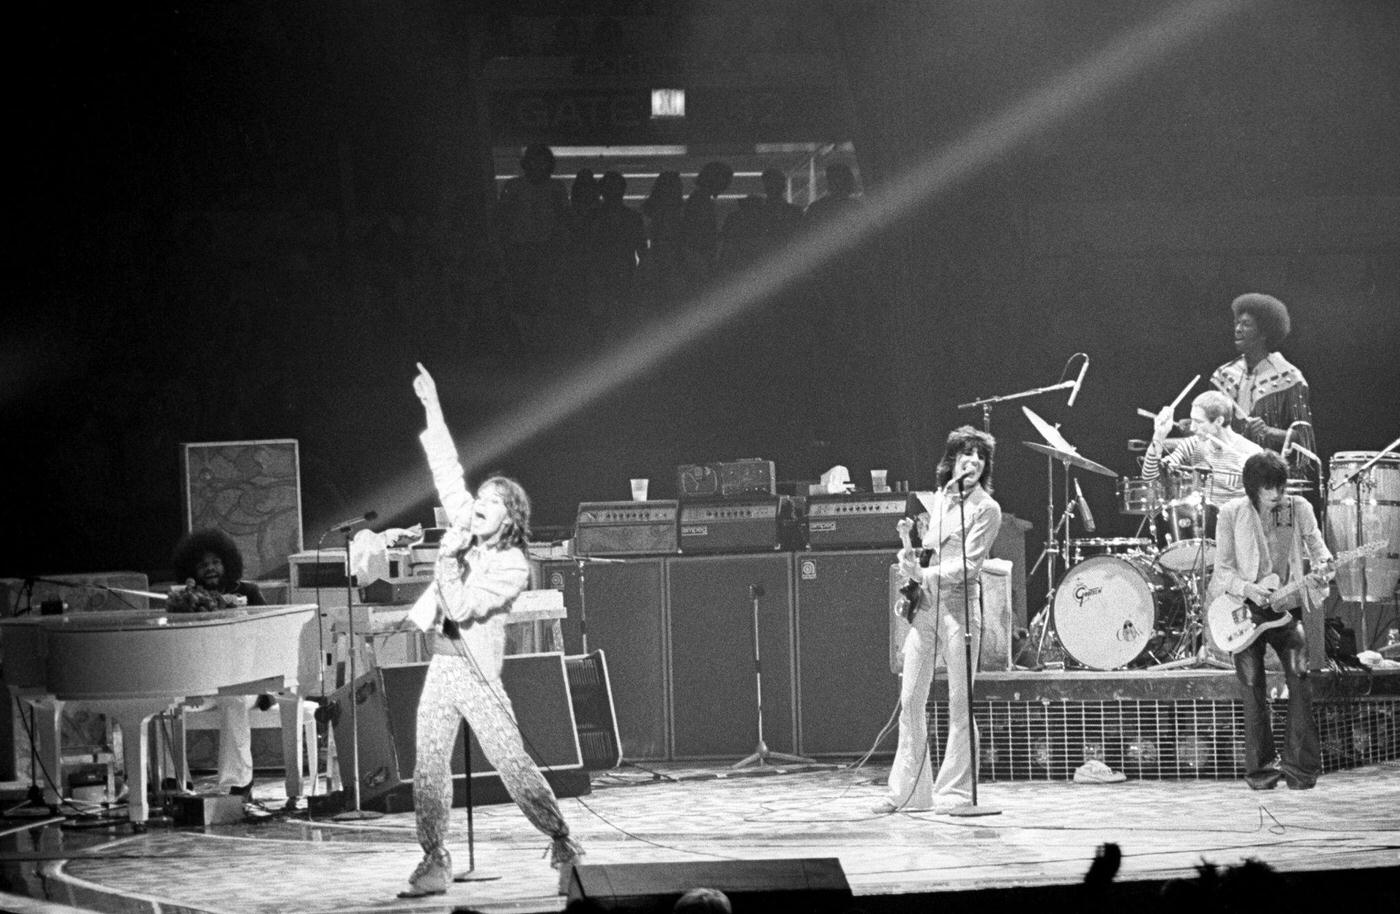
[{"xmin": 1073, "ymin": 582, "xmax": 1103, "ymax": 606}]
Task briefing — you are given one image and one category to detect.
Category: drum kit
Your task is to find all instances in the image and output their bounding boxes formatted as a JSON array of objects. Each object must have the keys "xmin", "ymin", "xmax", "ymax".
[{"xmin": 1019, "ymin": 406, "xmax": 1233, "ymax": 672}]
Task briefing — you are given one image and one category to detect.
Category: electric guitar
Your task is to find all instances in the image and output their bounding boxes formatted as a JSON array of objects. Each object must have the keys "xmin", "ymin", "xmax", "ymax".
[
  {"xmin": 1206, "ymin": 540, "xmax": 1388, "ymax": 654},
  {"xmin": 894, "ymin": 518, "xmax": 925, "ymax": 624}
]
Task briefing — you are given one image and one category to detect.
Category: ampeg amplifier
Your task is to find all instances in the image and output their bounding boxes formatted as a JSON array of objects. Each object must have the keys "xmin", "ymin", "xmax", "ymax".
[
  {"xmin": 574, "ymin": 501, "xmax": 680, "ymax": 556},
  {"xmin": 805, "ymin": 493, "xmax": 907, "ymax": 550},
  {"xmin": 679, "ymin": 498, "xmax": 782, "ymax": 554}
]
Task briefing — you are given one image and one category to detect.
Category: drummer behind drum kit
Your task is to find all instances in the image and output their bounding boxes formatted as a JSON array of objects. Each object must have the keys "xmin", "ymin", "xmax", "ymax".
[
  {"xmin": 1019, "ymin": 402, "xmax": 1244, "ymax": 673},
  {"xmin": 1023, "ymin": 421, "xmax": 1400, "ymax": 670}
]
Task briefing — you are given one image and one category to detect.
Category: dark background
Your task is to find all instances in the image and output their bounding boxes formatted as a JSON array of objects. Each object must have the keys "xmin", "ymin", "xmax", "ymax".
[{"xmin": 8, "ymin": 1, "xmax": 1398, "ymax": 616}]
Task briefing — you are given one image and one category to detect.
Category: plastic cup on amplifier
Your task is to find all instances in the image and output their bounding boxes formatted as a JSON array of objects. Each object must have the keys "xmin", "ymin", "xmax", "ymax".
[
  {"xmin": 871, "ymin": 469, "xmax": 889, "ymax": 493},
  {"xmin": 630, "ymin": 478, "xmax": 650, "ymax": 501}
]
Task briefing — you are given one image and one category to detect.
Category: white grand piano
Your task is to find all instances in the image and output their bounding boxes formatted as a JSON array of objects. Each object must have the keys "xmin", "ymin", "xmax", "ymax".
[{"xmin": 0, "ymin": 604, "xmax": 320, "ymax": 826}]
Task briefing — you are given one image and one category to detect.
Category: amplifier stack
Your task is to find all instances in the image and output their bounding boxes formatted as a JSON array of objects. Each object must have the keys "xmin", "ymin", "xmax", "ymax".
[
  {"xmin": 574, "ymin": 501, "xmax": 680, "ymax": 557},
  {"xmin": 804, "ymin": 493, "xmax": 906, "ymax": 550}
]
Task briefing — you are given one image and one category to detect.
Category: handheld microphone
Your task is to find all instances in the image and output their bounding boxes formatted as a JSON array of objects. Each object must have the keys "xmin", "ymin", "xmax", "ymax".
[
  {"xmin": 1074, "ymin": 479, "xmax": 1096, "ymax": 533},
  {"xmin": 1067, "ymin": 354, "xmax": 1089, "ymax": 407},
  {"xmin": 323, "ymin": 510, "xmax": 378, "ymax": 534}
]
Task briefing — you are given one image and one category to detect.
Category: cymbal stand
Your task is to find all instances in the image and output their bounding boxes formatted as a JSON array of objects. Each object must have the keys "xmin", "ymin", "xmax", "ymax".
[{"xmin": 1025, "ymin": 460, "xmax": 1078, "ymax": 666}]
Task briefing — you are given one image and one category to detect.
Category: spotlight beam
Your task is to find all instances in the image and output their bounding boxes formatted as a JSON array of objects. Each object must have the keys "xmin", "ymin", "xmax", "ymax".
[{"xmin": 362, "ymin": 0, "xmax": 1253, "ymax": 520}]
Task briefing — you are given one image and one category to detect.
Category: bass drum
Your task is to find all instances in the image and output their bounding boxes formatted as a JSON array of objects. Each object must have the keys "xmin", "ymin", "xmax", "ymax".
[
  {"xmin": 1326, "ymin": 450, "xmax": 1400, "ymax": 602},
  {"xmin": 1052, "ymin": 555, "xmax": 1187, "ymax": 670}
]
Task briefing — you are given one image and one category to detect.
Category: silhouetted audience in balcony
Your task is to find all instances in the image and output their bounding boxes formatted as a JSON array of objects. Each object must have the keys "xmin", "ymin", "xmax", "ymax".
[
  {"xmin": 497, "ymin": 144, "xmax": 569, "ymax": 346},
  {"xmin": 804, "ymin": 162, "xmax": 860, "ymax": 224},
  {"xmin": 586, "ymin": 170, "xmax": 646, "ymax": 337},
  {"xmin": 759, "ymin": 168, "xmax": 804, "ymax": 248},
  {"xmin": 719, "ymin": 196, "xmax": 767, "ymax": 270},
  {"xmin": 681, "ymin": 161, "xmax": 733, "ymax": 283},
  {"xmin": 640, "ymin": 169, "xmax": 686, "ymax": 305}
]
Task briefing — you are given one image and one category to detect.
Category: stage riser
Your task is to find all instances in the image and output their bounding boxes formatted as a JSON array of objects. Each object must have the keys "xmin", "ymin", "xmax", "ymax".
[{"xmin": 924, "ymin": 698, "xmax": 1400, "ymax": 780}]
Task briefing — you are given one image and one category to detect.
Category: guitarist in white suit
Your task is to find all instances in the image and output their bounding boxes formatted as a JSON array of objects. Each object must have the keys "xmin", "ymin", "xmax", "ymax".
[
  {"xmin": 1211, "ymin": 450, "xmax": 1332, "ymax": 790},
  {"xmin": 876, "ymin": 426, "xmax": 1002, "ymax": 814}
]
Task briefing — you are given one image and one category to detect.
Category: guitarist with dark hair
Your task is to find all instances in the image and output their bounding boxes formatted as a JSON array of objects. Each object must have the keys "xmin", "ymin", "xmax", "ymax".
[{"xmin": 1211, "ymin": 450, "xmax": 1332, "ymax": 790}]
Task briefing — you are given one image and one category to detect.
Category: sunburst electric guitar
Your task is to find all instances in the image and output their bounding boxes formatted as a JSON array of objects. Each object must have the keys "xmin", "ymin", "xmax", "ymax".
[{"xmin": 1206, "ymin": 540, "xmax": 1388, "ymax": 654}]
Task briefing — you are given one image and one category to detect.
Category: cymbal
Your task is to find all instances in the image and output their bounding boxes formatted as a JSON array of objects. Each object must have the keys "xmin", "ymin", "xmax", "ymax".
[{"xmin": 1022, "ymin": 441, "xmax": 1117, "ymax": 477}]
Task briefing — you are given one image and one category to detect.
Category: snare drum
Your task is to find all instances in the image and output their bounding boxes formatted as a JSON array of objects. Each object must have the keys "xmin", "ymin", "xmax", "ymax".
[
  {"xmin": 1116, "ymin": 477, "xmax": 1162, "ymax": 515},
  {"xmin": 1068, "ymin": 537, "xmax": 1155, "ymax": 564},
  {"xmin": 1052, "ymin": 555, "xmax": 1187, "ymax": 670}
]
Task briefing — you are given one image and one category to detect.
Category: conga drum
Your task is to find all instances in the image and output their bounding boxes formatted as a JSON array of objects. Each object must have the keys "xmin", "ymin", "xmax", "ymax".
[{"xmin": 1326, "ymin": 451, "xmax": 1400, "ymax": 602}]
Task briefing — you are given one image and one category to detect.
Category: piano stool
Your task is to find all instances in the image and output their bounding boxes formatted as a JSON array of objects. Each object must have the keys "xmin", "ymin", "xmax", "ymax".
[{"xmin": 166, "ymin": 697, "xmax": 330, "ymax": 792}]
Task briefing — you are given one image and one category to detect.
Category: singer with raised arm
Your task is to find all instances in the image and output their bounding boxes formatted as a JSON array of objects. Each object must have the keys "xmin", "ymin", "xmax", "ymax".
[
  {"xmin": 1210, "ymin": 293, "xmax": 1319, "ymax": 503},
  {"xmin": 399, "ymin": 362, "xmax": 581, "ymax": 898},
  {"xmin": 1210, "ymin": 451, "xmax": 1331, "ymax": 790},
  {"xmin": 1142, "ymin": 390, "xmax": 1262, "ymax": 517},
  {"xmin": 876, "ymin": 426, "xmax": 1002, "ymax": 814}
]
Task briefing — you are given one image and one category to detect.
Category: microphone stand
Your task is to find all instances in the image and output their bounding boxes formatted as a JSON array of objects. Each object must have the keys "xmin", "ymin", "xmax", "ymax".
[
  {"xmin": 958, "ymin": 379, "xmax": 1076, "ymax": 435},
  {"xmin": 332, "ymin": 528, "xmax": 381, "ymax": 822},
  {"xmin": 452, "ymin": 722, "xmax": 500, "ymax": 883},
  {"xmin": 732, "ymin": 583, "xmax": 815, "ymax": 770},
  {"xmin": 1330, "ymin": 436, "xmax": 1400, "ymax": 647},
  {"xmin": 948, "ymin": 477, "xmax": 998, "ymax": 817}
]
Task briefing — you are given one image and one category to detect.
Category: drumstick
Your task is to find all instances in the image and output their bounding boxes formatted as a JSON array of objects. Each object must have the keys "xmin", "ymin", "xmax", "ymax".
[
  {"xmin": 1169, "ymin": 374, "xmax": 1200, "ymax": 411},
  {"xmin": 1136, "ymin": 408, "xmax": 1156, "ymax": 421}
]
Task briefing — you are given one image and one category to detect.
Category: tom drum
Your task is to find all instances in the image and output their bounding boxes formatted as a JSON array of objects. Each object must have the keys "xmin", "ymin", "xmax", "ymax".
[
  {"xmin": 1116, "ymin": 477, "xmax": 1162, "ymax": 516},
  {"xmin": 1068, "ymin": 537, "xmax": 1155, "ymax": 564}
]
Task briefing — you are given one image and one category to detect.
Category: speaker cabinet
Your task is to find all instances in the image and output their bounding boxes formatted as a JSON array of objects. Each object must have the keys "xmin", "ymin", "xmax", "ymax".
[
  {"xmin": 566, "ymin": 651, "xmax": 622, "ymax": 770},
  {"xmin": 535, "ymin": 558, "xmax": 669, "ymax": 760},
  {"xmin": 667, "ymin": 553, "xmax": 795, "ymax": 759},
  {"xmin": 888, "ymin": 558, "xmax": 1014, "ymax": 674},
  {"xmin": 343, "ymin": 653, "xmax": 587, "ymax": 811},
  {"xmin": 567, "ymin": 858, "xmax": 851, "ymax": 913},
  {"xmin": 794, "ymin": 550, "xmax": 903, "ymax": 757},
  {"xmin": 327, "ymin": 669, "xmax": 402, "ymax": 807}
]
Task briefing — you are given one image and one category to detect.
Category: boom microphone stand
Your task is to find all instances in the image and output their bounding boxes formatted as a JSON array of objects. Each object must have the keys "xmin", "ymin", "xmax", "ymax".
[{"xmin": 947, "ymin": 476, "xmax": 999, "ymax": 817}]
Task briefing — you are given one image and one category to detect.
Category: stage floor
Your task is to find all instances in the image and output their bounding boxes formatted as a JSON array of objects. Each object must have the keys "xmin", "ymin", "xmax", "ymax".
[{"xmin": 2, "ymin": 756, "xmax": 1397, "ymax": 914}]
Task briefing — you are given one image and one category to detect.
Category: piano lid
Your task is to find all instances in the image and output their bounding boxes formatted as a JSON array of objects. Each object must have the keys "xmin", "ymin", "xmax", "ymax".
[{"xmin": 0, "ymin": 604, "xmax": 319, "ymax": 701}]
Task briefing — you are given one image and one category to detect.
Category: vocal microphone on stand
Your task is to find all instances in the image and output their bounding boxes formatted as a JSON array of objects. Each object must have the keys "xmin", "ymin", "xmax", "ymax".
[
  {"xmin": 1074, "ymin": 479, "xmax": 1096, "ymax": 533},
  {"xmin": 322, "ymin": 510, "xmax": 379, "ymax": 535},
  {"xmin": 1066, "ymin": 354, "xmax": 1089, "ymax": 407}
]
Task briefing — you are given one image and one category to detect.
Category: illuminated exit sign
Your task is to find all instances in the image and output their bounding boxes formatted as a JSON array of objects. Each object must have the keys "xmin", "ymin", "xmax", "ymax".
[{"xmin": 651, "ymin": 88, "xmax": 685, "ymax": 118}]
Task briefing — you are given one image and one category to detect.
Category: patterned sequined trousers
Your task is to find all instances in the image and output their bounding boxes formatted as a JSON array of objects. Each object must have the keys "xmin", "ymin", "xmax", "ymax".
[{"xmin": 413, "ymin": 652, "xmax": 570, "ymax": 858}]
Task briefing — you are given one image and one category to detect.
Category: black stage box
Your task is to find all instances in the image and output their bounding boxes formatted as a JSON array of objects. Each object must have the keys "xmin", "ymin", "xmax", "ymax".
[
  {"xmin": 679, "ymin": 498, "xmax": 782, "ymax": 554},
  {"xmin": 794, "ymin": 550, "xmax": 903, "ymax": 757},
  {"xmin": 668, "ymin": 553, "xmax": 796, "ymax": 759},
  {"xmin": 534, "ymin": 557, "xmax": 670, "ymax": 761},
  {"xmin": 567, "ymin": 857, "xmax": 850, "ymax": 913},
  {"xmin": 575, "ymin": 501, "xmax": 679, "ymax": 557},
  {"xmin": 804, "ymin": 493, "xmax": 906, "ymax": 550},
  {"xmin": 336, "ymin": 653, "xmax": 588, "ymax": 812}
]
